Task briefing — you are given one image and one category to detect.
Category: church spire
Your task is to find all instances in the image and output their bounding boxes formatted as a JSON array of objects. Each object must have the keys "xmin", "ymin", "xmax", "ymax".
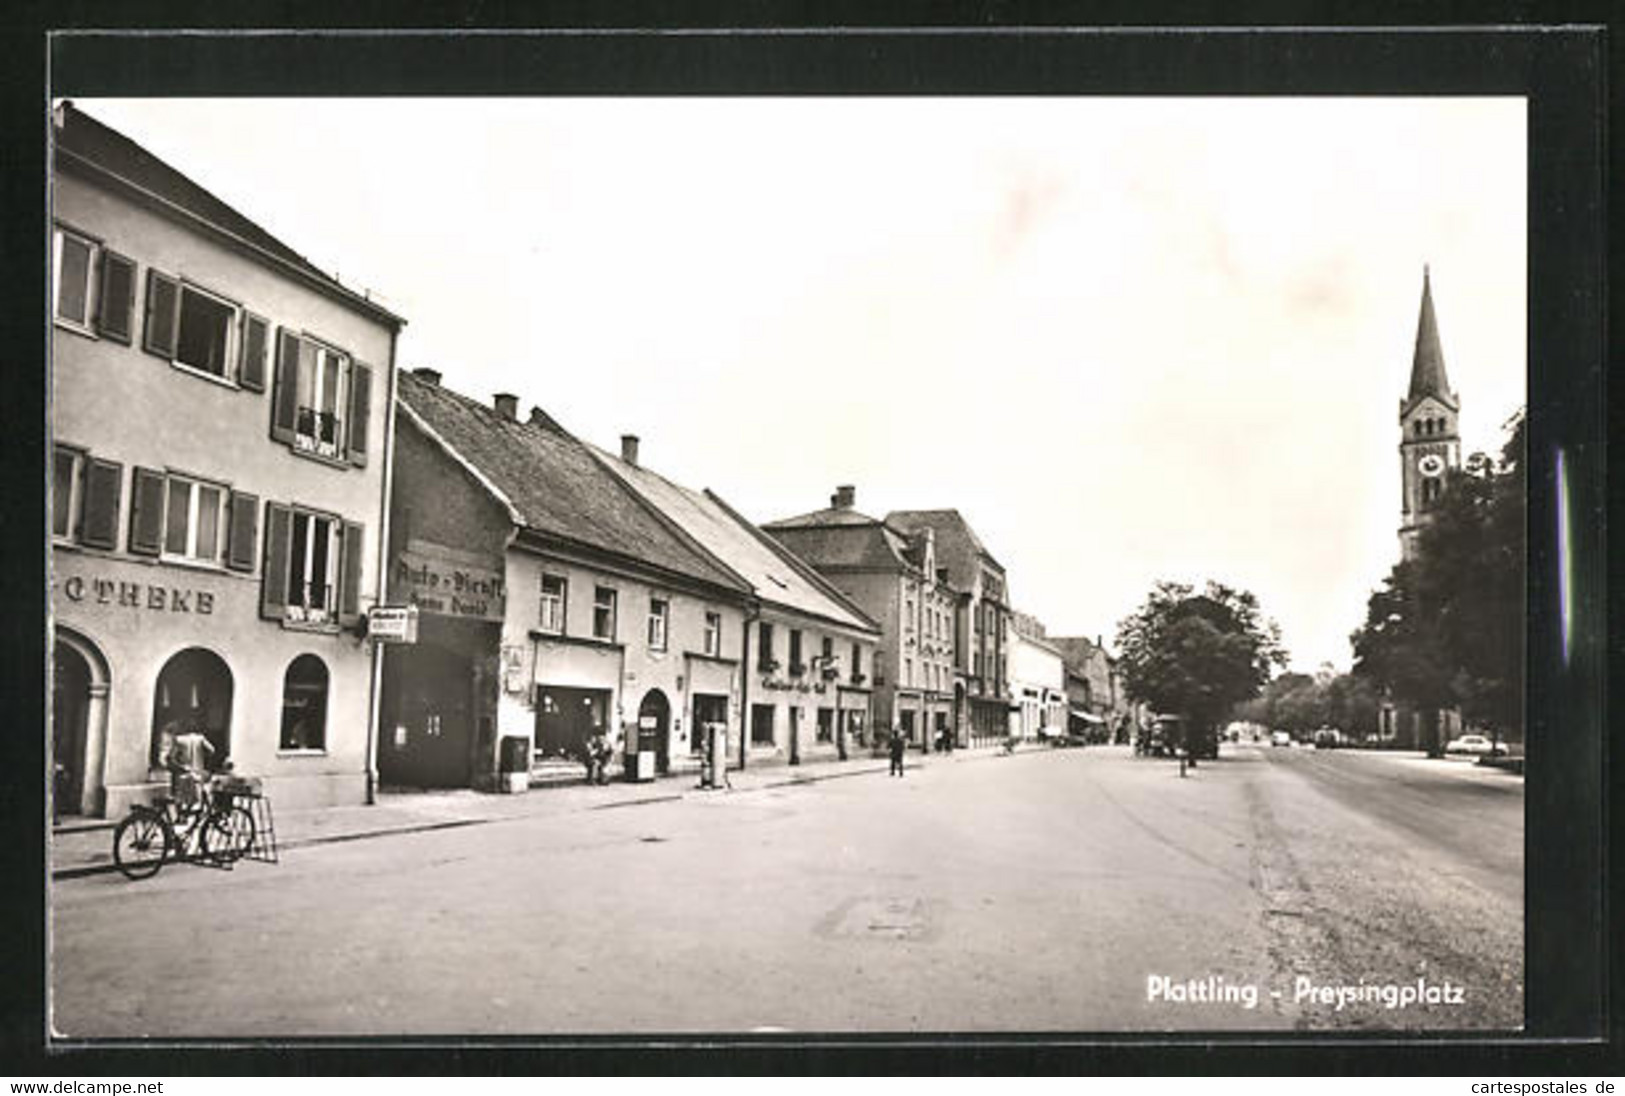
[{"xmin": 1406, "ymin": 265, "xmax": 1454, "ymax": 405}]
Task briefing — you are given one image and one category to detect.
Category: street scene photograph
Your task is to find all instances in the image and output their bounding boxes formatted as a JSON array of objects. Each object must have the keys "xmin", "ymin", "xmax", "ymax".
[{"xmin": 47, "ymin": 94, "xmax": 1526, "ymax": 1037}]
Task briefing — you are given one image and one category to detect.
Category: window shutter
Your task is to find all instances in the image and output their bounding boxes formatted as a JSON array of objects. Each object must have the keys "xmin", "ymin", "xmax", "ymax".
[
  {"xmin": 239, "ymin": 313, "xmax": 269, "ymax": 393},
  {"xmin": 346, "ymin": 361, "xmax": 372, "ymax": 467},
  {"xmin": 79, "ymin": 459, "xmax": 123, "ymax": 549},
  {"xmin": 142, "ymin": 270, "xmax": 180, "ymax": 359},
  {"xmin": 271, "ymin": 329, "xmax": 300, "ymax": 444},
  {"xmin": 95, "ymin": 251, "xmax": 136, "ymax": 344},
  {"xmin": 127, "ymin": 467, "xmax": 166, "ymax": 556},
  {"xmin": 227, "ymin": 491, "xmax": 259, "ymax": 572},
  {"xmin": 261, "ymin": 504, "xmax": 292, "ymax": 620},
  {"xmin": 338, "ymin": 520, "xmax": 365, "ymax": 627}
]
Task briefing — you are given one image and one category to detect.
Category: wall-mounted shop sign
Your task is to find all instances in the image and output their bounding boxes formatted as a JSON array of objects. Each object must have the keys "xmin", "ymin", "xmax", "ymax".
[
  {"xmin": 58, "ymin": 574, "xmax": 215, "ymax": 615},
  {"xmin": 395, "ymin": 540, "xmax": 505, "ymax": 621},
  {"xmin": 367, "ymin": 605, "xmax": 419, "ymax": 643},
  {"xmin": 760, "ymin": 677, "xmax": 827, "ymax": 695}
]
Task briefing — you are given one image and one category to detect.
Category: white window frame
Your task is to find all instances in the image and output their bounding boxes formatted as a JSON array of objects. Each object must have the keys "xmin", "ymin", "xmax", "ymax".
[
  {"xmin": 539, "ymin": 573, "xmax": 567, "ymax": 634},
  {"xmin": 703, "ymin": 611, "xmax": 722, "ymax": 657},
  {"xmin": 52, "ymin": 225, "xmax": 99, "ymax": 334},
  {"xmin": 294, "ymin": 338, "xmax": 351, "ymax": 460},
  {"xmin": 647, "ymin": 597, "xmax": 669, "ymax": 651},
  {"xmin": 286, "ymin": 509, "xmax": 341, "ymax": 624},
  {"xmin": 52, "ymin": 445, "xmax": 85, "ymax": 542},
  {"xmin": 592, "ymin": 586, "xmax": 617, "ymax": 641},
  {"xmin": 171, "ymin": 280, "xmax": 242, "ymax": 385},
  {"xmin": 160, "ymin": 472, "xmax": 229, "ymax": 566}
]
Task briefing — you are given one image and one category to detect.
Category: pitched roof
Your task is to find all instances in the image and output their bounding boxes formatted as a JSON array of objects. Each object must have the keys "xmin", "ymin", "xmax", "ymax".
[
  {"xmin": 1050, "ymin": 635, "xmax": 1108, "ymax": 672},
  {"xmin": 53, "ymin": 102, "xmax": 404, "ymax": 329},
  {"xmin": 1405, "ymin": 266, "xmax": 1457, "ymax": 412},
  {"xmin": 590, "ymin": 447, "xmax": 879, "ymax": 634},
  {"xmin": 884, "ymin": 509, "xmax": 1002, "ymax": 589},
  {"xmin": 397, "ymin": 371, "xmax": 747, "ymax": 593},
  {"xmin": 762, "ymin": 508, "xmax": 918, "ymax": 573}
]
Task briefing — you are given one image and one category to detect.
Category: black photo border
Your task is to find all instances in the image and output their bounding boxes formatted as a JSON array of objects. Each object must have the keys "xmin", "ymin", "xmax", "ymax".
[{"xmin": 3, "ymin": 12, "xmax": 1612, "ymax": 1078}]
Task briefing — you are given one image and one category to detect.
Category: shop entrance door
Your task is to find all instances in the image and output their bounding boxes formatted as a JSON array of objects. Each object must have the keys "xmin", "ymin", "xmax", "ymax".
[
  {"xmin": 380, "ymin": 643, "xmax": 473, "ymax": 788},
  {"xmin": 52, "ymin": 644, "xmax": 90, "ymax": 818},
  {"xmin": 636, "ymin": 689, "xmax": 671, "ymax": 774}
]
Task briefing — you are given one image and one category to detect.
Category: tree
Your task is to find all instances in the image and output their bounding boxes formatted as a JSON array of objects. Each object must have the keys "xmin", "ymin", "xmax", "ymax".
[
  {"xmin": 1351, "ymin": 412, "xmax": 1526, "ymax": 750},
  {"xmin": 1115, "ymin": 580, "xmax": 1287, "ymax": 762}
]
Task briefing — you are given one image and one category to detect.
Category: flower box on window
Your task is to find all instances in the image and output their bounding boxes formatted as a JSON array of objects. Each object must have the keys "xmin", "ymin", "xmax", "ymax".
[{"xmin": 788, "ymin": 662, "xmax": 807, "ymax": 677}]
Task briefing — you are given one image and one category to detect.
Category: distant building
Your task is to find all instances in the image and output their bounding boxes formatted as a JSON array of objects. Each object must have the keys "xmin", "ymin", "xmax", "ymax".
[
  {"xmin": 1050, "ymin": 635, "xmax": 1122, "ymax": 742},
  {"xmin": 762, "ymin": 486, "xmax": 959, "ymax": 752},
  {"xmin": 1008, "ymin": 613, "xmax": 1066, "ymax": 740},
  {"xmin": 590, "ymin": 450, "xmax": 881, "ymax": 768},
  {"xmin": 885, "ymin": 510, "xmax": 1013, "ymax": 747},
  {"xmin": 384, "ymin": 371, "xmax": 755, "ymax": 789},
  {"xmin": 50, "ymin": 103, "xmax": 405, "ymax": 817}
]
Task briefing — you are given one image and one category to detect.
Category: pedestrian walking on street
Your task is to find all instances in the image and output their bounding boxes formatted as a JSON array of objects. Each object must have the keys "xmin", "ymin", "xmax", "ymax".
[{"xmin": 889, "ymin": 726, "xmax": 907, "ymax": 777}]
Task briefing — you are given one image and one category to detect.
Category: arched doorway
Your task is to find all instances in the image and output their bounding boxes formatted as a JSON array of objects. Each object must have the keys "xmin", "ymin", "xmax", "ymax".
[
  {"xmin": 151, "ymin": 647, "xmax": 234, "ymax": 771},
  {"xmin": 53, "ymin": 628, "xmax": 110, "ymax": 817},
  {"xmin": 636, "ymin": 689, "xmax": 671, "ymax": 775},
  {"xmin": 53, "ymin": 643, "xmax": 90, "ymax": 817}
]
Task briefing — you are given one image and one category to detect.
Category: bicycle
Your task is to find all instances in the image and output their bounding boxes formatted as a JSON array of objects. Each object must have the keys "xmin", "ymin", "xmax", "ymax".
[{"xmin": 111, "ymin": 778, "xmax": 256, "ymax": 881}]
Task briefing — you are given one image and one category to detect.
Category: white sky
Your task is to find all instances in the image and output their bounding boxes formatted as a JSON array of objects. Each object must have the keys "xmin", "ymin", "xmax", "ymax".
[{"xmin": 73, "ymin": 97, "xmax": 1526, "ymax": 672}]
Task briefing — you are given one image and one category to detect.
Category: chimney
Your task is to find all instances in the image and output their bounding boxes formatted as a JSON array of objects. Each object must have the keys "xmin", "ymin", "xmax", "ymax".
[
  {"xmin": 620, "ymin": 434, "xmax": 640, "ymax": 465},
  {"xmin": 833, "ymin": 484, "xmax": 856, "ymax": 510},
  {"xmin": 493, "ymin": 393, "xmax": 518, "ymax": 420},
  {"xmin": 413, "ymin": 367, "xmax": 441, "ymax": 386}
]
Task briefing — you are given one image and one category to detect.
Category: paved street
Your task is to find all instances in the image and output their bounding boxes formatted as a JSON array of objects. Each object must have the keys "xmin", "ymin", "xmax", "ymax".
[{"xmin": 50, "ymin": 744, "xmax": 1522, "ymax": 1037}]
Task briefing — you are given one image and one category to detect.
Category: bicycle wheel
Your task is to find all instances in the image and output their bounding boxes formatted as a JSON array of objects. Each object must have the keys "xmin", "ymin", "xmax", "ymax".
[
  {"xmin": 112, "ymin": 810, "xmax": 172, "ymax": 880},
  {"xmin": 201, "ymin": 804, "xmax": 255, "ymax": 864}
]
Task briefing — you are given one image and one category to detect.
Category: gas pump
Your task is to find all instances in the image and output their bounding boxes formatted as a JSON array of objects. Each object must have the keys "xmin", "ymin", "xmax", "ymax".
[{"xmin": 698, "ymin": 721, "xmax": 729, "ymax": 790}]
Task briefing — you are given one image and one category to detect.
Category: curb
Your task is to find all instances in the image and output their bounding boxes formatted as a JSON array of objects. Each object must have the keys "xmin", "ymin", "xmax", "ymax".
[{"xmin": 52, "ymin": 756, "xmax": 906, "ymax": 882}]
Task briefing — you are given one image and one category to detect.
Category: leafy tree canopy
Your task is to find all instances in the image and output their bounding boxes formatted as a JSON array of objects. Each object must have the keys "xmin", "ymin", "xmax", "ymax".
[{"xmin": 1115, "ymin": 580, "xmax": 1287, "ymax": 735}]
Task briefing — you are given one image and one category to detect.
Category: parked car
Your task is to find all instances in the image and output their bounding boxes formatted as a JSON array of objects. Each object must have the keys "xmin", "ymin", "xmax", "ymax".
[
  {"xmin": 1313, "ymin": 727, "xmax": 1344, "ymax": 749},
  {"xmin": 1270, "ymin": 730, "xmax": 1293, "ymax": 748},
  {"xmin": 1445, "ymin": 733, "xmax": 1509, "ymax": 756}
]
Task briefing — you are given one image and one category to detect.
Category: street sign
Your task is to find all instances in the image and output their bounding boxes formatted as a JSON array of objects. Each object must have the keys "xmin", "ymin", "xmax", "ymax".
[{"xmin": 368, "ymin": 604, "xmax": 419, "ymax": 644}]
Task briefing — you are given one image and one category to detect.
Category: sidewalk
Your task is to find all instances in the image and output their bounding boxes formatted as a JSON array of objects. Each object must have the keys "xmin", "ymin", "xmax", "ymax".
[{"xmin": 51, "ymin": 741, "xmax": 1036, "ymax": 880}]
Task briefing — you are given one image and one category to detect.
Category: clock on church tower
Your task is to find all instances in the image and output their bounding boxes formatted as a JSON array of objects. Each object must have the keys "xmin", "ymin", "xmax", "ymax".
[{"xmin": 1397, "ymin": 266, "xmax": 1461, "ymax": 562}]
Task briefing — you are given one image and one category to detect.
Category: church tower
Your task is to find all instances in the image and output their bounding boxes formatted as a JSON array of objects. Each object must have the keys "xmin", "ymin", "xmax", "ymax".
[{"xmin": 1397, "ymin": 266, "xmax": 1461, "ymax": 561}]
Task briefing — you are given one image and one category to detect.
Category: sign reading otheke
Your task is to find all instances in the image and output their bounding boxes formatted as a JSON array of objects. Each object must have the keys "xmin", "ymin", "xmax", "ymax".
[
  {"xmin": 394, "ymin": 539, "xmax": 506, "ymax": 622},
  {"xmin": 368, "ymin": 605, "xmax": 420, "ymax": 643}
]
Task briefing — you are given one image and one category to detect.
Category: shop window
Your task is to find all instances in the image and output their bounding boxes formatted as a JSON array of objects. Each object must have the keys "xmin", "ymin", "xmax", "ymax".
[
  {"xmin": 270, "ymin": 329, "xmax": 371, "ymax": 466},
  {"xmin": 279, "ymin": 654, "xmax": 329, "ymax": 752},
  {"xmin": 647, "ymin": 597, "xmax": 669, "ymax": 651},
  {"xmin": 751, "ymin": 703, "xmax": 775, "ymax": 746},
  {"xmin": 816, "ymin": 707, "xmax": 834, "ymax": 743},
  {"xmin": 150, "ymin": 646, "xmax": 233, "ymax": 771},
  {"xmin": 539, "ymin": 573, "xmax": 567, "ymax": 634},
  {"xmin": 593, "ymin": 586, "xmax": 617, "ymax": 641},
  {"xmin": 703, "ymin": 611, "xmax": 722, "ymax": 657},
  {"xmin": 259, "ymin": 503, "xmax": 362, "ymax": 629}
]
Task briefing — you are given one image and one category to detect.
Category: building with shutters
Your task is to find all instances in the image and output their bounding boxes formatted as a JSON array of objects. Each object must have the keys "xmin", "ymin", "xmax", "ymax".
[
  {"xmin": 761, "ymin": 486, "xmax": 960, "ymax": 753},
  {"xmin": 49, "ymin": 103, "xmax": 404, "ymax": 818},
  {"xmin": 590, "ymin": 449, "xmax": 882, "ymax": 770}
]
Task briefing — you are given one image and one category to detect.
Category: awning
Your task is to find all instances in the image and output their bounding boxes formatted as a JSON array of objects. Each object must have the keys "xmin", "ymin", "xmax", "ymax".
[{"xmin": 1070, "ymin": 708, "xmax": 1106, "ymax": 723}]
